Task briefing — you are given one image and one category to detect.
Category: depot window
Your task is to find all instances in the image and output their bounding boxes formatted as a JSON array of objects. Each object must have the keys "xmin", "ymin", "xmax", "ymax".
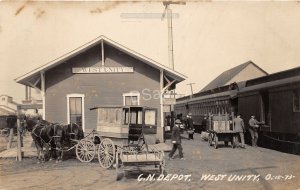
[{"xmin": 67, "ymin": 94, "xmax": 85, "ymax": 131}]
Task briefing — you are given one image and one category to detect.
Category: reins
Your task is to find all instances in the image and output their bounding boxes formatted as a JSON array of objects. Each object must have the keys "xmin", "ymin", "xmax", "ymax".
[{"xmin": 32, "ymin": 124, "xmax": 56, "ymax": 146}]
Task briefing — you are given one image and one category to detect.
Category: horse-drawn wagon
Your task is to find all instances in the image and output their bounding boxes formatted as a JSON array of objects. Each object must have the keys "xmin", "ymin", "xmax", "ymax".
[
  {"xmin": 75, "ymin": 106, "xmax": 165, "ymax": 180},
  {"xmin": 207, "ymin": 113, "xmax": 238, "ymax": 149},
  {"xmin": 22, "ymin": 106, "xmax": 165, "ymax": 179}
]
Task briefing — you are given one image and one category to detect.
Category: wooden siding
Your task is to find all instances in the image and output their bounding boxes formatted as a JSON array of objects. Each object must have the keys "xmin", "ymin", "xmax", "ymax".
[
  {"xmin": 269, "ymin": 89, "xmax": 300, "ymax": 134},
  {"xmin": 44, "ymin": 44, "xmax": 161, "ymax": 134},
  {"xmin": 238, "ymin": 93, "xmax": 261, "ymax": 130}
]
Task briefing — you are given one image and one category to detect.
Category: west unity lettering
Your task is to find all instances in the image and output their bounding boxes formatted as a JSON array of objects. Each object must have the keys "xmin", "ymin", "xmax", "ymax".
[
  {"xmin": 200, "ymin": 174, "xmax": 260, "ymax": 182},
  {"xmin": 72, "ymin": 67, "xmax": 133, "ymax": 73}
]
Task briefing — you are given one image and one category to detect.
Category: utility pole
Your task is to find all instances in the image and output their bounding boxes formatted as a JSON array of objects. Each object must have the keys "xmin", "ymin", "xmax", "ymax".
[
  {"xmin": 187, "ymin": 83, "xmax": 195, "ymax": 98},
  {"xmin": 162, "ymin": 1, "xmax": 186, "ymax": 70}
]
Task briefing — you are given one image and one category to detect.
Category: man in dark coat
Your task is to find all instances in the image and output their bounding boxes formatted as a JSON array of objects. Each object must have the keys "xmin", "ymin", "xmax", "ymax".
[
  {"xmin": 186, "ymin": 113, "xmax": 194, "ymax": 140},
  {"xmin": 169, "ymin": 119, "xmax": 185, "ymax": 160}
]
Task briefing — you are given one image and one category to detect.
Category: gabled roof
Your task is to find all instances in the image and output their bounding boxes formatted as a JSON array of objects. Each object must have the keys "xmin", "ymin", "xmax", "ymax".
[
  {"xmin": 200, "ymin": 61, "xmax": 268, "ymax": 92},
  {"xmin": 15, "ymin": 35, "xmax": 187, "ymax": 86}
]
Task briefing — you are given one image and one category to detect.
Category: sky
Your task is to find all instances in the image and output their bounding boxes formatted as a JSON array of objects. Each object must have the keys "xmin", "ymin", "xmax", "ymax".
[{"xmin": 1, "ymin": 1, "xmax": 300, "ymax": 103}]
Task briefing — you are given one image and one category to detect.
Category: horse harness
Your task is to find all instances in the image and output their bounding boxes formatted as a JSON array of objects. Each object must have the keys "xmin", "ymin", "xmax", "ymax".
[{"xmin": 32, "ymin": 124, "xmax": 61, "ymax": 146}]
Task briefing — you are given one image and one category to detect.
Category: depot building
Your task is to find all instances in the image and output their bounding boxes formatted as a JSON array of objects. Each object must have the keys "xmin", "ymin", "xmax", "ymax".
[{"xmin": 15, "ymin": 36, "xmax": 186, "ymax": 141}]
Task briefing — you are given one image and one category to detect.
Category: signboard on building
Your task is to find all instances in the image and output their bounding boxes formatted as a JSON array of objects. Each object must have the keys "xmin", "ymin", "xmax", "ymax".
[
  {"xmin": 163, "ymin": 105, "xmax": 171, "ymax": 113},
  {"xmin": 163, "ymin": 98, "xmax": 176, "ymax": 105},
  {"xmin": 72, "ymin": 67, "xmax": 134, "ymax": 74}
]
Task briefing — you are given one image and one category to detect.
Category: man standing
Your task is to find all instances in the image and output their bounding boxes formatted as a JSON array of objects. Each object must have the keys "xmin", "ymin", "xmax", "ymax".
[
  {"xmin": 201, "ymin": 115, "xmax": 208, "ymax": 132},
  {"xmin": 186, "ymin": 113, "xmax": 195, "ymax": 140},
  {"xmin": 249, "ymin": 115, "xmax": 259, "ymax": 147},
  {"xmin": 234, "ymin": 114, "xmax": 245, "ymax": 148},
  {"xmin": 169, "ymin": 119, "xmax": 185, "ymax": 160}
]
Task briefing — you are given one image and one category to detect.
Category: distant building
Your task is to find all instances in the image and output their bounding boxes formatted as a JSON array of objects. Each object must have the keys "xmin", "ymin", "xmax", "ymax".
[
  {"xmin": 0, "ymin": 95, "xmax": 17, "ymax": 115},
  {"xmin": 21, "ymin": 86, "xmax": 43, "ymax": 116},
  {"xmin": 200, "ymin": 61, "xmax": 268, "ymax": 92},
  {"xmin": 0, "ymin": 93, "xmax": 42, "ymax": 116}
]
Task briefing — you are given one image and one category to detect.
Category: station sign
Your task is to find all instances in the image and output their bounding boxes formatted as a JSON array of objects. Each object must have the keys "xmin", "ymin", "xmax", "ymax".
[
  {"xmin": 163, "ymin": 105, "xmax": 171, "ymax": 113},
  {"xmin": 163, "ymin": 98, "xmax": 176, "ymax": 105},
  {"xmin": 72, "ymin": 67, "xmax": 134, "ymax": 74}
]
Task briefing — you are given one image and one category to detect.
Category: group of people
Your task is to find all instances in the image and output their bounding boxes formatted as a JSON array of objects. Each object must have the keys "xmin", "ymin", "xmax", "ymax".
[
  {"xmin": 168, "ymin": 113, "xmax": 262, "ymax": 161},
  {"xmin": 234, "ymin": 114, "xmax": 261, "ymax": 148}
]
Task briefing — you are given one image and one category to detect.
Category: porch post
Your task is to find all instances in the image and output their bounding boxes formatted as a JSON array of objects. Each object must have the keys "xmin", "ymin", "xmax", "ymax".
[
  {"xmin": 40, "ymin": 71, "xmax": 46, "ymax": 120},
  {"xmin": 16, "ymin": 105, "xmax": 22, "ymax": 161},
  {"xmin": 160, "ymin": 70, "xmax": 164, "ymax": 142}
]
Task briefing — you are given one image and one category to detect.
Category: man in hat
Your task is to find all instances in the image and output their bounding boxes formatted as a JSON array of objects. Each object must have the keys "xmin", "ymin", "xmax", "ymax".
[
  {"xmin": 169, "ymin": 119, "xmax": 185, "ymax": 160},
  {"xmin": 234, "ymin": 114, "xmax": 245, "ymax": 148},
  {"xmin": 249, "ymin": 115, "xmax": 259, "ymax": 147},
  {"xmin": 186, "ymin": 113, "xmax": 195, "ymax": 140},
  {"xmin": 201, "ymin": 114, "xmax": 208, "ymax": 132}
]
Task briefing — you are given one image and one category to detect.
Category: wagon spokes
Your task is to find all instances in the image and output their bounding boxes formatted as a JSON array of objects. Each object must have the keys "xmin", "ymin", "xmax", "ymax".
[
  {"xmin": 76, "ymin": 139, "xmax": 95, "ymax": 162},
  {"xmin": 98, "ymin": 138, "xmax": 115, "ymax": 169}
]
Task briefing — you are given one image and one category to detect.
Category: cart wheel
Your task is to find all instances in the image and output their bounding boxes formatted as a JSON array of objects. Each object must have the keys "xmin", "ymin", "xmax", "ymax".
[
  {"xmin": 208, "ymin": 133, "xmax": 213, "ymax": 146},
  {"xmin": 214, "ymin": 135, "xmax": 218, "ymax": 149},
  {"xmin": 76, "ymin": 139, "xmax": 95, "ymax": 162},
  {"xmin": 224, "ymin": 141, "xmax": 229, "ymax": 147},
  {"xmin": 98, "ymin": 138, "xmax": 115, "ymax": 169}
]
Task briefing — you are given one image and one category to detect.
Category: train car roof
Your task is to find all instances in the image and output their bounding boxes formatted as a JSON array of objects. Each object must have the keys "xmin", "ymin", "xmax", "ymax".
[
  {"xmin": 239, "ymin": 75, "xmax": 300, "ymax": 94},
  {"xmin": 176, "ymin": 90, "xmax": 238, "ymax": 105},
  {"xmin": 245, "ymin": 66, "xmax": 300, "ymax": 87}
]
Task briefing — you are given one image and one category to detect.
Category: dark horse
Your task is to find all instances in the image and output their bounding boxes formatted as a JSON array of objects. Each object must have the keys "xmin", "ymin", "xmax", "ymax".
[
  {"xmin": 63, "ymin": 123, "xmax": 84, "ymax": 144},
  {"xmin": 22, "ymin": 116, "xmax": 65, "ymax": 163}
]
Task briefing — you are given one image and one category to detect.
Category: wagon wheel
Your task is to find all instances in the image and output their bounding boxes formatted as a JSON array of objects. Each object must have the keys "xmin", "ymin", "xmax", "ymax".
[
  {"xmin": 208, "ymin": 133, "xmax": 213, "ymax": 146},
  {"xmin": 214, "ymin": 134, "xmax": 218, "ymax": 149},
  {"xmin": 98, "ymin": 138, "xmax": 115, "ymax": 169},
  {"xmin": 76, "ymin": 139, "xmax": 96, "ymax": 162}
]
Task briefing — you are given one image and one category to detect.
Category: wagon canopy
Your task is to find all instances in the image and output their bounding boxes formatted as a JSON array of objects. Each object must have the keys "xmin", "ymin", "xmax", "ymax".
[{"xmin": 91, "ymin": 106, "xmax": 157, "ymax": 144}]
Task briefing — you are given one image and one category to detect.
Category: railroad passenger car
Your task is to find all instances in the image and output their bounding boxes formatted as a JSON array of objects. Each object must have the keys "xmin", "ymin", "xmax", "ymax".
[
  {"xmin": 237, "ymin": 67, "xmax": 300, "ymax": 153},
  {"xmin": 175, "ymin": 67, "xmax": 300, "ymax": 153}
]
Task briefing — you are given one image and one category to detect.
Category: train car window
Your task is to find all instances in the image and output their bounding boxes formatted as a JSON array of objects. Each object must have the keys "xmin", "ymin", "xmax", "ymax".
[{"xmin": 293, "ymin": 90, "xmax": 300, "ymax": 112}]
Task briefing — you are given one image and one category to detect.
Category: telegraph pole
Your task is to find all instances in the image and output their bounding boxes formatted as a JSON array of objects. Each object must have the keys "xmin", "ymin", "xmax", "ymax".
[
  {"xmin": 162, "ymin": 1, "xmax": 186, "ymax": 70},
  {"xmin": 187, "ymin": 83, "xmax": 195, "ymax": 98}
]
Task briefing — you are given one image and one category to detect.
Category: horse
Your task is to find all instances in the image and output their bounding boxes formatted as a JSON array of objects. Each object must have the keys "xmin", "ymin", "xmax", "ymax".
[
  {"xmin": 22, "ymin": 116, "xmax": 52, "ymax": 163},
  {"xmin": 49, "ymin": 123, "xmax": 65, "ymax": 162},
  {"xmin": 22, "ymin": 116, "xmax": 65, "ymax": 163},
  {"xmin": 63, "ymin": 123, "xmax": 84, "ymax": 144}
]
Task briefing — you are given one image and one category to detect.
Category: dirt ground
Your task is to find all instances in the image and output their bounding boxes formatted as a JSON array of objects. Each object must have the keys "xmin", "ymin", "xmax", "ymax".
[{"xmin": 0, "ymin": 133, "xmax": 300, "ymax": 190}]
